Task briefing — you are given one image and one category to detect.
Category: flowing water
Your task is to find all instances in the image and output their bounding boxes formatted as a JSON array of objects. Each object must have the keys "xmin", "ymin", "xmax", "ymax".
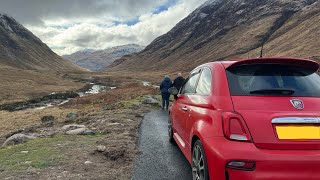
[{"xmin": 0, "ymin": 84, "xmax": 115, "ymax": 111}]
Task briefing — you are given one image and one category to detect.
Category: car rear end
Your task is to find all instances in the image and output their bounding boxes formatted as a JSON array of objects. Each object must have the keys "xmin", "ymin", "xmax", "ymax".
[{"xmin": 206, "ymin": 58, "xmax": 320, "ymax": 180}]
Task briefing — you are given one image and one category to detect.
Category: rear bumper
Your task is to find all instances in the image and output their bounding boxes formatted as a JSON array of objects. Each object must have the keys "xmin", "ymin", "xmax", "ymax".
[{"xmin": 202, "ymin": 137, "xmax": 320, "ymax": 180}]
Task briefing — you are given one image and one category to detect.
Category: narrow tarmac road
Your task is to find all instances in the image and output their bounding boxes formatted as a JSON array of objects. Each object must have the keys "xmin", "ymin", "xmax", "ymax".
[{"xmin": 132, "ymin": 110, "xmax": 192, "ymax": 180}]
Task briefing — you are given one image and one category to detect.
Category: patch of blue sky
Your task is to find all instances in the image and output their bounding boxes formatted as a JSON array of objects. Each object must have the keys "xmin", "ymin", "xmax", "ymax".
[
  {"xmin": 113, "ymin": 17, "xmax": 140, "ymax": 26},
  {"xmin": 153, "ymin": 0, "xmax": 178, "ymax": 14}
]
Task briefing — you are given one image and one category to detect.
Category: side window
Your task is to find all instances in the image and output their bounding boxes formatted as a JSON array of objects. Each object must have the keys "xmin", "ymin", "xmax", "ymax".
[
  {"xmin": 196, "ymin": 68, "xmax": 212, "ymax": 95},
  {"xmin": 181, "ymin": 71, "xmax": 201, "ymax": 94}
]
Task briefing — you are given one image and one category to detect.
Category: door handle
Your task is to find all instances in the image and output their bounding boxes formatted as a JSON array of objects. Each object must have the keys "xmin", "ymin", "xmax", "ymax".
[{"xmin": 182, "ymin": 107, "xmax": 188, "ymax": 111}]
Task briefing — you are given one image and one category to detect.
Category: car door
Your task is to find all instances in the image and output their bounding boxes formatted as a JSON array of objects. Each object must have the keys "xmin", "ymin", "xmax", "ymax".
[
  {"xmin": 184, "ymin": 67, "xmax": 213, "ymax": 146},
  {"xmin": 174, "ymin": 69, "xmax": 201, "ymax": 145}
]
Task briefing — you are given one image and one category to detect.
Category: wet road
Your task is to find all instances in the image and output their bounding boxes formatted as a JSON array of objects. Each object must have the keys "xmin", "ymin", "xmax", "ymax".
[{"xmin": 132, "ymin": 110, "xmax": 192, "ymax": 180}]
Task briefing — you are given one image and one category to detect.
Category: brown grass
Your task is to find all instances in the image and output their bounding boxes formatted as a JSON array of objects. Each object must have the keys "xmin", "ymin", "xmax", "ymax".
[
  {"xmin": 0, "ymin": 76, "xmax": 159, "ymax": 179},
  {"xmin": 0, "ymin": 65, "xmax": 84, "ymax": 104},
  {"xmin": 0, "ymin": 107, "xmax": 79, "ymax": 137},
  {"xmin": 0, "ymin": 77, "xmax": 158, "ymax": 137}
]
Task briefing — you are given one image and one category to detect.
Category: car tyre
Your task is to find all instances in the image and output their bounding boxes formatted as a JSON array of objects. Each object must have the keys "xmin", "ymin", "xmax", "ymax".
[
  {"xmin": 168, "ymin": 116, "xmax": 175, "ymax": 143},
  {"xmin": 192, "ymin": 140, "xmax": 209, "ymax": 180}
]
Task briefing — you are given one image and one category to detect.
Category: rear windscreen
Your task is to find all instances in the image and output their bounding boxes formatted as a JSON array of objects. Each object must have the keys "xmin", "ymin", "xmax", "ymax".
[{"xmin": 226, "ymin": 64, "xmax": 320, "ymax": 97}]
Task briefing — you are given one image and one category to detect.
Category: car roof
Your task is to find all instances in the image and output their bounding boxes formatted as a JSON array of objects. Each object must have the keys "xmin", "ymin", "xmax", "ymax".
[{"xmin": 199, "ymin": 57, "xmax": 319, "ymax": 71}]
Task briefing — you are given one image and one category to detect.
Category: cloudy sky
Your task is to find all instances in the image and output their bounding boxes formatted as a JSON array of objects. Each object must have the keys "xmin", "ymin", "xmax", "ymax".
[{"xmin": 0, "ymin": 0, "xmax": 206, "ymax": 55}]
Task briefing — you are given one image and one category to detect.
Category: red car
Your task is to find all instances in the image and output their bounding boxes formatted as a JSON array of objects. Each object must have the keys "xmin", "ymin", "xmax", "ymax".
[{"xmin": 169, "ymin": 57, "xmax": 320, "ymax": 180}]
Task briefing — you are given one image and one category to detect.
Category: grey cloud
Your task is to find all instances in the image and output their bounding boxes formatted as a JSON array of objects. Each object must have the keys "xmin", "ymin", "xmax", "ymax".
[
  {"xmin": 0, "ymin": 0, "xmax": 165, "ymax": 25},
  {"xmin": 0, "ymin": 0, "xmax": 206, "ymax": 55},
  {"xmin": 71, "ymin": 33, "xmax": 138, "ymax": 48}
]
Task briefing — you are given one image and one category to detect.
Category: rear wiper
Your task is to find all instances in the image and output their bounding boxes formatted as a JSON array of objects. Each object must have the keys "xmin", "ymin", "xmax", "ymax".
[{"xmin": 249, "ymin": 88, "xmax": 295, "ymax": 95}]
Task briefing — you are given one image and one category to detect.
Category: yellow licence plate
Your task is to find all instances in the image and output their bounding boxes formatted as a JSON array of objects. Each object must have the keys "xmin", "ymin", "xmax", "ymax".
[{"xmin": 275, "ymin": 125, "xmax": 320, "ymax": 140}]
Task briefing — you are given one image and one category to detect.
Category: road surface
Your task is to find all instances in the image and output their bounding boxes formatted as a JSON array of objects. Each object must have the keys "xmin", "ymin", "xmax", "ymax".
[{"xmin": 132, "ymin": 110, "xmax": 192, "ymax": 180}]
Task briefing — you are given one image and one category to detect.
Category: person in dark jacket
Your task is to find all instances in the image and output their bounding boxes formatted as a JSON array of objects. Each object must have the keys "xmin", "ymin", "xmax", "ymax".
[
  {"xmin": 160, "ymin": 75, "xmax": 172, "ymax": 110},
  {"xmin": 173, "ymin": 73, "xmax": 185, "ymax": 92}
]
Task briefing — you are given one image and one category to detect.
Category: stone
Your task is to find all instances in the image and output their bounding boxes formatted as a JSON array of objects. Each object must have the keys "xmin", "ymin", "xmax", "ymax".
[
  {"xmin": 62, "ymin": 124, "xmax": 86, "ymax": 131},
  {"xmin": 41, "ymin": 115, "xmax": 55, "ymax": 126},
  {"xmin": 66, "ymin": 128, "xmax": 87, "ymax": 135},
  {"xmin": 107, "ymin": 123, "xmax": 124, "ymax": 126},
  {"xmin": 83, "ymin": 129, "xmax": 95, "ymax": 136},
  {"xmin": 84, "ymin": 161, "xmax": 93, "ymax": 165},
  {"xmin": 142, "ymin": 96, "xmax": 158, "ymax": 104},
  {"xmin": 2, "ymin": 134, "xmax": 36, "ymax": 147},
  {"xmin": 27, "ymin": 167, "xmax": 39, "ymax": 175},
  {"xmin": 65, "ymin": 112, "xmax": 77, "ymax": 123},
  {"xmin": 97, "ymin": 145, "xmax": 107, "ymax": 152}
]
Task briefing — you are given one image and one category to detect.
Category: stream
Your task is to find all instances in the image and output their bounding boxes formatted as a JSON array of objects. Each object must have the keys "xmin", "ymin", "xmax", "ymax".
[
  {"xmin": 0, "ymin": 80, "xmax": 157, "ymax": 112},
  {"xmin": 0, "ymin": 84, "xmax": 116, "ymax": 112}
]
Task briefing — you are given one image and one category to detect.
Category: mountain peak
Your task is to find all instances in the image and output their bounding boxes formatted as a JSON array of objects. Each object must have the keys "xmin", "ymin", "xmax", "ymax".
[
  {"xmin": 0, "ymin": 14, "xmax": 18, "ymax": 33},
  {"xmin": 63, "ymin": 44, "xmax": 145, "ymax": 71}
]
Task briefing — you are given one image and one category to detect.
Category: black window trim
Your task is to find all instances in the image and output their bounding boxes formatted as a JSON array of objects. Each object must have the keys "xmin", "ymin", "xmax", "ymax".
[
  {"xmin": 195, "ymin": 67, "xmax": 213, "ymax": 96},
  {"xmin": 180, "ymin": 68, "xmax": 202, "ymax": 95}
]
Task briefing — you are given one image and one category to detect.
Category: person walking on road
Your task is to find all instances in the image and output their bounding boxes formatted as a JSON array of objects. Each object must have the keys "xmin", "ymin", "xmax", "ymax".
[
  {"xmin": 173, "ymin": 73, "xmax": 185, "ymax": 92},
  {"xmin": 160, "ymin": 75, "xmax": 172, "ymax": 111}
]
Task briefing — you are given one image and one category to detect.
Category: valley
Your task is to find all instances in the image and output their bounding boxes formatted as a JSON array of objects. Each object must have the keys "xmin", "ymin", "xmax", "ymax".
[
  {"xmin": 0, "ymin": 13, "xmax": 166, "ymax": 179},
  {"xmin": 1, "ymin": 0, "xmax": 320, "ymax": 179}
]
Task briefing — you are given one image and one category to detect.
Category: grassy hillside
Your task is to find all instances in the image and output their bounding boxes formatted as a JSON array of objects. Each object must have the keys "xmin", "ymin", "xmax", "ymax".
[
  {"xmin": 0, "ymin": 65, "xmax": 83, "ymax": 104},
  {"xmin": 109, "ymin": 0, "xmax": 320, "ymax": 72}
]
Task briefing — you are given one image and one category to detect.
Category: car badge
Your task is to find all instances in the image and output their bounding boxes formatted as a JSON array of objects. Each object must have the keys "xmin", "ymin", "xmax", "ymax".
[{"xmin": 290, "ymin": 99, "xmax": 304, "ymax": 110}]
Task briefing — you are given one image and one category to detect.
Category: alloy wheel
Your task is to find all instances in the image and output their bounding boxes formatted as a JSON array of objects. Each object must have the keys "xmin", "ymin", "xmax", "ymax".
[
  {"xmin": 192, "ymin": 144, "xmax": 205, "ymax": 180},
  {"xmin": 168, "ymin": 117, "xmax": 173, "ymax": 140}
]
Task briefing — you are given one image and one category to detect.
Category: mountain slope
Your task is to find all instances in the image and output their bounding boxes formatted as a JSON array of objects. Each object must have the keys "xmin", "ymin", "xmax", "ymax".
[
  {"xmin": 0, "ymin": 14, "xmax": 78, "ymax": 71},
  {"xmin": 109, "ymin": 0, "xmax": 320, "ymax": 72},
  {"xmin": 0, "ymin": 14, "xmax": 83, "ymax": 104},
  {"xmin": 63, "ymin": 44, "xmax": 144, "ymax": 71}
]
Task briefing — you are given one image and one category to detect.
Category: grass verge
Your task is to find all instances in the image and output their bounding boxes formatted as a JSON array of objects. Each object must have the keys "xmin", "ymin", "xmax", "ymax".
[{"xmin": 0, "ymin": 134, "xmax": 103, "ymax": 177}]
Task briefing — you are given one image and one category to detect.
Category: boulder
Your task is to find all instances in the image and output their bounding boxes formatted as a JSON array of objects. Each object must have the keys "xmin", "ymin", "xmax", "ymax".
[
  {"xmin": 66, "ymin": 128, "xmax": 87, "ymax": 135},
  {"xmin": 97, "ymin": 145, "xmax": 107, "ymax": 152},
  {"xmin": 41, "ymin": 115, "xmax": 55, "ymax": 126},
  {"xmin": 142, "ymin": 96, "xmax": 158, "ymax": 105},
  {"xmin": 2, "ymin": 134, "xmax": 36, "ymax": 147},
  {"xmin": 62, "ymin": 124, "xmax": 86, "ymax": 131},
  {"xmin": 83, "ymin": 129, "xmax": 95, "ymax": 136},
  {"xmin": 65, "ymin": 128, "xmax": 96, "ymax": 136},
  {"xmin": 65, "ymin": 112, "xmax": 77, "ymax": 123}
]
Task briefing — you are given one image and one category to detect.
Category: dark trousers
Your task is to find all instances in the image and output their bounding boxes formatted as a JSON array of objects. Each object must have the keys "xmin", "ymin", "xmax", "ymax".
[{"xmin": 161, "ymin": 93, "xmax": 170, "ymax": 110}]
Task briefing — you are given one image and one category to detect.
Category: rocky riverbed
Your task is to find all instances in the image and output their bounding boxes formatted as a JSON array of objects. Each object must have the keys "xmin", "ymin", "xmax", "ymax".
[{"xmin": 0, "ymin": 83, "xmax": 113, "ymax": 112}]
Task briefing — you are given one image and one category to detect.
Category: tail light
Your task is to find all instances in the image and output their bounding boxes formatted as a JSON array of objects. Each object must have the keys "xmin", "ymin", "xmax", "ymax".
[
  {"xmin": 222, "ymin": 112, "xmax": 252, "ymax": 142},
  {"xmin": 227, "ymin": 161, "xmax": 256, "ymax": 171}
]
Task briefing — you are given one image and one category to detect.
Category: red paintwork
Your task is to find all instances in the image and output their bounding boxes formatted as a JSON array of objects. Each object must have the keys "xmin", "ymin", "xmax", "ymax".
[{"xmin": 169, "ymin": 57, "xmax": 320, "ymax": 180}]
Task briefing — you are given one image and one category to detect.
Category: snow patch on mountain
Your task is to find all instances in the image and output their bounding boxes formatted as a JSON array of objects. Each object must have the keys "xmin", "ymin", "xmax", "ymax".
[{"xmin": 63, "ymin": 44, "xmax": 145, "ymax": 71}]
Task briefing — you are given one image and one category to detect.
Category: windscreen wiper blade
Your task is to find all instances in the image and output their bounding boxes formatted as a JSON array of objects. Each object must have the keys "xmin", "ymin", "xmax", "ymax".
[{"xmin": 249, "ymin": 88, "xmax": 295, "ymax": 95}]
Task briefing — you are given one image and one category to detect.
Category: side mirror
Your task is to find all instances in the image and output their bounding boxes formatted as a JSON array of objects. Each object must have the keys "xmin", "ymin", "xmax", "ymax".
[{"xmin": 168, "ymin": 87, "xmax": 179, "ymax": 96}]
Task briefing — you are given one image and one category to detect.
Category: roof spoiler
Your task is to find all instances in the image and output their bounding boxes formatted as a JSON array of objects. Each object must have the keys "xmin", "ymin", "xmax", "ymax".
[{"xmin": 227, "ymin": 58, "xmax": 319, "ymax": 72}]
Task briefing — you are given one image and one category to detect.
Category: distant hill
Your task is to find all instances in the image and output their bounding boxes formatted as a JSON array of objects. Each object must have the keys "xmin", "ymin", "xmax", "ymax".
[
  {"xmin": 0, "ymin": 14, "xmax": 78, "ymax": 71},
  {"xmin": 109, "ymin": 0, "xmax": 320, "ymax": 72},
  {"xmin": 63, "ymin": 44, "xmax": 144, "ymax": 71}
]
